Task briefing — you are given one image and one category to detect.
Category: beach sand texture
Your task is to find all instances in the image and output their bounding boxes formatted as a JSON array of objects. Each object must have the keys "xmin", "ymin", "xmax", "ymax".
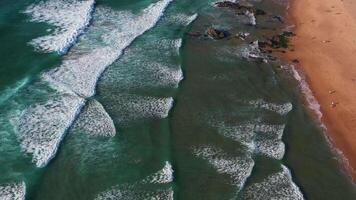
[{"xmin": 287, "ymin": 0, "xmax": 356, "ymax": 179}]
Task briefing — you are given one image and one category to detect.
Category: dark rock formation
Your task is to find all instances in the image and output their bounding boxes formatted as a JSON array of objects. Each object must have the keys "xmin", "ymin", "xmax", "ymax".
[
  {"xmin": 215, "ymin": 1, "xmax": 266, "ymax": 16},
  {"xmin": 187, "ymin": 32, "xmax": 202, "ymax": 37},
  {"xmin": 206, "ymin": 28, "xmax": 229, "ymax": 39}
]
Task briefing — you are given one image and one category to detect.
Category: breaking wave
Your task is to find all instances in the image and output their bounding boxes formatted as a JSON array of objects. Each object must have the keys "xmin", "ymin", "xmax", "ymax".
[
  {"xmin": 193, "ymin": 146, "xmax": 254, "ymax": 190},
  {"xmin": 14, "ymin": 0, "xmax": 173, "ymax": 167},
  {"xmin": 0, "ymin": 182, "xmax": 26, "ymax": 200},
  {"xmin": 24, "ymin": 0, "xmax": 95, "ymax": 54},
  {"xmin": 242, "ymin": 165, "xmax": 304, "ymax": 200}
]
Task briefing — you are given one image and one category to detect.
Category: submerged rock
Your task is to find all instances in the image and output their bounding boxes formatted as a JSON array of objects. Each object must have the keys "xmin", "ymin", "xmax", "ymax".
[
  {"xmin": 187, "ymin": 31, "xmax": 202, "ymax": 37},
  {"xmin": 259, "ymin": 31, "xmax": 296, "ymax": 50},
  {"xmin": 215, "ymin": 1, "xmax": 266, "ymax": 15},
  {"xmin": 206, "ymin": 28, "xmax": 229, "ymax": 39},
  {"xmin": 243, "ymin": 41, "xmax": 268, "ymax": 63},
  {"xmin": 215, "ymin": 1, "xmax": 265, "ymax": 26},
  {"xmin": 235, "ymin": 32, "xmax": 250, "ymax": 40}
]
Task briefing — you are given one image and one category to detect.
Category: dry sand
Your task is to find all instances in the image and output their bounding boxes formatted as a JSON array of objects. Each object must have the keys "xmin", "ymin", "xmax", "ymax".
[{"xmin": 286, "ymin": 0, "xmax": 356, "ymax": 180}]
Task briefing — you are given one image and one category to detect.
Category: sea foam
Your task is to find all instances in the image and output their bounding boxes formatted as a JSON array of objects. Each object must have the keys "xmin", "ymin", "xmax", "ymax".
[
  {"xmin": 242, "ymin": 165, "xmax": 304, "ymax": 200},
  {"xmin": 101, "ymin": 94, "xmax": 174, "ymax": 124},
  {"xmin": 45, "ymin": 0, "xmax": 174, "ymax": 98},
  {"xmin": 142, "ymin": 161, "xmax": 174, "ymax": 184},
  {"xmin": 24, "ymin": 0, "xmax": 95, "ymax": 54},
  {"xmin": 15, "ymin": 93, "xmax": 85, "ymax": 167},
  {"xmin": 95, "ymin": 186, "xmax": 174, "ymax": 200},
  {"xmin": 0, "ymin": 182, "xmax": 26, "ymax": 200},
  {"xmin": 248, "ymin": 99, "xmax": 293, "ymax": 115},
  {"xmin": 71, "ymin": 99, "xmax": 116, "ymax": 137},
  {"xmin": 16, "ymin": 0, "xmax": 173, "ymax": 168},
  {"xmin": 216, "ymin": 122, "xmax": 286, "ymax": 160},
  {"xmin": 193, "ymin": 146, "xmax": 254, "ymax": 190}
]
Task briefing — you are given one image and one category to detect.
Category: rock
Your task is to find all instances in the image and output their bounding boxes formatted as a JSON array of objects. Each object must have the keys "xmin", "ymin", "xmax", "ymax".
[
  {"xmin": 215, "ymin": 1, "xmax": 265, "ymax": 15},
  {"xmin": 235, "ymin": 32, "xmax": 250, "ymax": 40},
  {"xmin": 187, "ymin": 32, "xmax": 202, "ymax": 37},
  {"xmin": 243, "ymin": 40, "xmax": 269, "ymax": 63},
  {"xmin": 245, "ymin": 10, "xmax": 256, "ymax": 26},
  {"xmin": 214, "ymin": 1, "xmax": 264, "ymax": 26},
  {"xmin": 206, "ymin": 28, "xmax": 228, "ymax": 39},
  {"xmin": 292, "ymin": 59, "xmax": 300, "ymax": 64},
  {"xmin": 255, "ymin": 9, "xmax": 266, "ymax": 15},
  {"xmin": 273, "ymin": 15, "xmax": 284, "ymax": 23},
  {"xmin": 259, "ymin": 31, "xmax": 296, "ymax": 49},
  {"xmin": 215, "ymin": 1, "xmax": 241, "ymax": 9}
]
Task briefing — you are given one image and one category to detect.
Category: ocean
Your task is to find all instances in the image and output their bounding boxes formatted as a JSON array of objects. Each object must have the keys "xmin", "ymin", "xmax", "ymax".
[{"xmin": 0, "ymin": 0, "xmax": 355, "ymax": 199}]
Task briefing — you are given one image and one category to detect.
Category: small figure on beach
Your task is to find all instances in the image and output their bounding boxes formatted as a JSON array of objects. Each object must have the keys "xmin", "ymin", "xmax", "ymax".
[
  {"xmin": 331, "ymin": 101, "xmax": 339, "ymax": 108},
  {"xmin": 329, "ymin": 90, "xmax": 336, "ymax": 94}
]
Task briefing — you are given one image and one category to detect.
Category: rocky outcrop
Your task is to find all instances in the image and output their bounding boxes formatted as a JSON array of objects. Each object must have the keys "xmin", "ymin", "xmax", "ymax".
[
  {"xmin": 215, "ymin": 1, "xmax": 266, "ymax": 16},
  {"xmin": 206, "ymin": 28, "xmax": 229, "ymax": 39}
]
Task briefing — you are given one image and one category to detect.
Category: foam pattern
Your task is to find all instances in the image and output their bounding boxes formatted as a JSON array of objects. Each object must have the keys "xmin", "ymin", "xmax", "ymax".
[
  {"xmin": 15, "ymin": 93, "xmax": 85, "ymax": 167},
  {"xmin": 0, "ymin": 182, "xmax": 26, "ymax": 200},
  {"xmin": 71, "ymin": 99, "xmax": 116, "ymax": 137},
  {"xmin": 101, "ymin": 94, "xmax": 173, "ymax": 124},
  {"xmin": 215, "ymin": 122, "xmax": 286, "ymax": 160},
  {"xmin": 142, "ymin": 161, "xmax": 174, "ymax": 184},
  {"xmin": 248, "ymin": 99, "xmax": 293, "ymax": 115},
  {"xmin": 95, "ymin": 186, "xmax": 174, "ymax": 200},
  {"xmin": 193, "ymin": 146, "xmax": 254, "ymax": 189},
  {"xmin": 14, "ymin": 0, "xmax": 173, "ymax": 168},
  {"xmin": 24, "ymin": 0, "xmax": 95, "ymax": 53},
  {"xmin": 44, "ymin": 0, "xmax": 173, "ymax": 97},
  {"xmin": 242, "ymin": 165, "xmax": 304, "ymax": 200}
]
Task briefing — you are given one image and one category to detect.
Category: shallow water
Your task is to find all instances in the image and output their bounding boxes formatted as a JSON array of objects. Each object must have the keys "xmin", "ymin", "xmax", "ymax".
[{"xmin": 0, "ymin": 0, "xmax": 355, "ymax": 199}]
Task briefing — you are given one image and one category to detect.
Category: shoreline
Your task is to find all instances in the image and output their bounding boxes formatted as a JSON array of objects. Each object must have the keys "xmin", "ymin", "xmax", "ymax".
[{"xmin": 285, "ymin": 0, "xmax": 356, "ymax": 180}]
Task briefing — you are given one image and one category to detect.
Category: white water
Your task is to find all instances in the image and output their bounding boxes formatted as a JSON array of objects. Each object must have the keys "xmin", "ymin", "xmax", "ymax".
[
  {"xmin": 102, "ymin": 94, "xmax": 174, "ymax": 124},
  {"xmin": 0, "ymin": 182, "xmax": 26, "ymax": 200},
  {"xmin": 193, "ymin": 146, "xmax": 254, "ymax": 190},
  {"xmin": 214, "ymin": 121, "xmax": 286, "ymax": 160},
  {"xmin": 71, "ymin": 99, "xmax": 116, "ymax": 137},
  {"xmin": 142, "ymin": 161, "xmax": 174, "ymax": 184},
  {"xmin": 96, "ymin": 186, "xmax": 174, "ymax": 200},
  {"xmin": 15, "ymin": 0, "xmax": 174, "ymax": 167},
  {"xmin": 248, "ymin": 99, "xmax": 293, "ymax": 115},
  {"xmin": 15, "ymin": 92, "xmax": 85, "ymax": 167},
  {"xmin": 45, "ymin": 0, "xmax": 174, "ymax": 98},
  {"xmin": 24, "ymin": 0, "xmax": 95, "ymax": 54},
  {"xmin": 242, "ymin": 165, "xmax": 304, "ymax": 200}
]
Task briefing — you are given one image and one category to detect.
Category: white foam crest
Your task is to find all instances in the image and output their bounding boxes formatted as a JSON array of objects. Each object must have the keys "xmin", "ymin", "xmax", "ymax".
[
  {"xmin": 104, "ymin": 94, "xmax": 173, "ymax": 123},
  {"xmin": 71, "ymin": 99, "xmax": 116, "ymax": 137},
  {"xmin": 24, "ymin": 0, "xmax": 95, "ymax": 53},
  {"xmin": 186, "ymin": 13, "xmax": 198, "ymax": 26},
  {"xmin": 241, "ymin": 41, "xmax": 267, "ymax": 62},
  {"xmin": 254, "ymin": 138, "xmax": 285, "ymax": 160},
  {"xmin": 290, "ymin": 65, "xmax": 323, "ymax": 124},
  {"xmin": 95, "ymin": 185, "xmax": 173, "ymax": 200},
  {"xmin": 0, "ymin": 77, "xmax": 29, "ymax": 106},
  {"xmin": 45, "ymin": 0, "xmax": 173, "ymax": 97},
  {"xmin": 245, "ymin": 11, "xmax": 256, "ymax": 26},
  {"xmin": 193, "ymin": 146, "xmax": 254, "ymax": 189},
  {"xmin": 0, "ymin": 182, "xmax": 26, "ymax": 200},
  {"xmin": 242, "ymin": 165, "xmax": 304, "ymax": 200},
  {"xmin": 14, "ymin": 93, "xmax": 85, "ymax": 167},
  {"xmin": 215, "ymin": 122, "xmax": 286, "ymax": 159},
  {"xmin": 142, "ymin": 161, "xmax": 174, "ymax": 184},
  {"xmin": 165, "ymin": 13, "xmax": 198, "ymax": 26},
  {"xmin": 248, "ymin": 99, "xmax": 293, "ymax": 115}
]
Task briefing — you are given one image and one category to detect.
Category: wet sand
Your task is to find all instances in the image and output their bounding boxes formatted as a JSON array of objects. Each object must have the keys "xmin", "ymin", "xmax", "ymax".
[{"xmin": 286, "ymin": 0, "xmax": 356, "ymax": 179}]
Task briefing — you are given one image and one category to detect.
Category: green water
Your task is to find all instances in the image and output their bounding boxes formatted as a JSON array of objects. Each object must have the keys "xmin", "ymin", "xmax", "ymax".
[{"xmin": 0, "ymin": 0, "xmax": 355, "ymax": 199}]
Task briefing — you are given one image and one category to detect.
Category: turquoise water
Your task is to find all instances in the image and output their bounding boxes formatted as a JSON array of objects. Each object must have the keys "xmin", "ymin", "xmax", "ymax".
[{"xmin": 0, "ymin": 0, "xmax": 355, "ymax": 199}]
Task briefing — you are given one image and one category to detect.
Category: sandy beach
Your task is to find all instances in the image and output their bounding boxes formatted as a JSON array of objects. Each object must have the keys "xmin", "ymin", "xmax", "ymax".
[{"xmin": 287, "ymin": 0, "xmax": 356, "ymax": 179}]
